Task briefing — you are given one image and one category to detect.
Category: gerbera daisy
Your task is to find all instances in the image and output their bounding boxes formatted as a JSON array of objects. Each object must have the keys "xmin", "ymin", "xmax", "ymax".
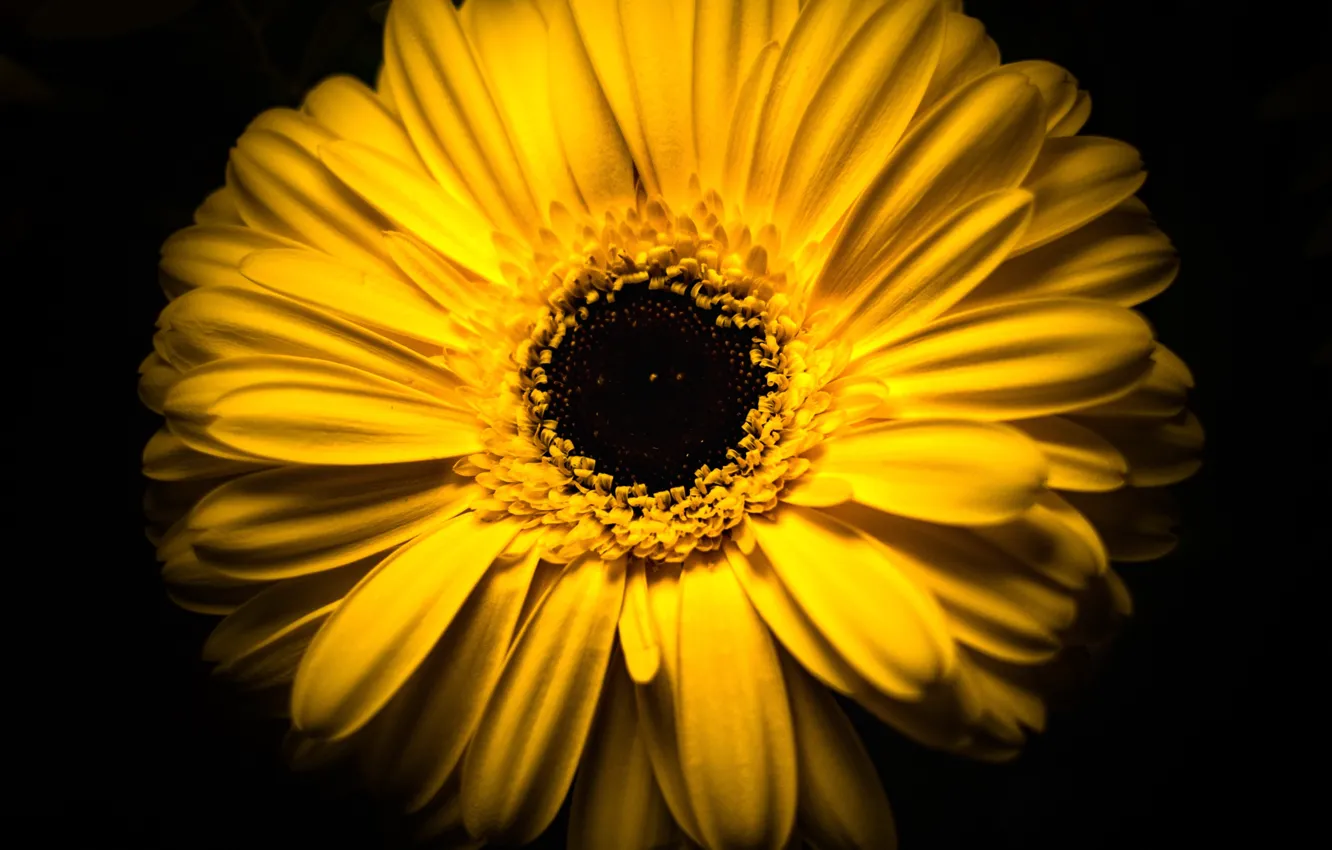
[{"xmin": 141, "ymin": 0, "xmax": 1203, "ymax": 846}]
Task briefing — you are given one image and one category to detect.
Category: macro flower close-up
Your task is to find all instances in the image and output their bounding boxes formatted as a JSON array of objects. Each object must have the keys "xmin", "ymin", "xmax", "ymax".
[{"xmin": 135, "ymin": 0, "xmax": 1203, "ymax": 846}]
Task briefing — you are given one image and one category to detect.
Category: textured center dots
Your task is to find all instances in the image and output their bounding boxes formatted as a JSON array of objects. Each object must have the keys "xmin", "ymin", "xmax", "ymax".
[{"xmin": 543, "ymin": 286, "xmax": 772, "ymax": 495}]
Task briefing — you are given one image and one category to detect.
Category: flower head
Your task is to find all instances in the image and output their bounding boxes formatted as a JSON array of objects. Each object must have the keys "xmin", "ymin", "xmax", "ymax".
[{"xmin": 143, "ymin": 0, "xmax": 1201, "ymax": 846}]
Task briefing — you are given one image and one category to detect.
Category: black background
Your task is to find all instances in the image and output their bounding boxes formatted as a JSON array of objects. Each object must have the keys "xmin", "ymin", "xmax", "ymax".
[{"xmin": 2, "ymin": 0, "xmax": 1320, "ymax": 847}]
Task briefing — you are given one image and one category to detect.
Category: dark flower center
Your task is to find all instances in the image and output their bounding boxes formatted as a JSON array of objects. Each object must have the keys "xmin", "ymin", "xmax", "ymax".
[{"xmin": 543, "ymin": 285, "xmax": 772, "ymax": 495}]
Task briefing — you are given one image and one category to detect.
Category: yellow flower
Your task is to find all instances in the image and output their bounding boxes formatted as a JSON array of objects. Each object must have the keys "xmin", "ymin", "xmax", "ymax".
[{"xmin": 141, "ymin": 0, "xmax": 1202, "ymax": 846}]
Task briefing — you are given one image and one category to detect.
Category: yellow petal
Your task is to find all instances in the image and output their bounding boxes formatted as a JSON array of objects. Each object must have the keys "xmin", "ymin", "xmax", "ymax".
[
  {"xmin": 1076, "ymin": 342, "xmax": 1193, "ymax": 418},
  {"xmin": 359, "ymin": 549, "xmax": 539, "ymax": 811},
  {"xmin": 227, "ymin": 128, "xmax": 392, "ymax": 273},
  {"xmin": 461, "ymin": 0, "xmax": 586, "ymax": 216},
  {"xmin": 159, "ymin": 224, "xmax": 304, "ymax": 297},
  {"xmin": 829, "ymin": 188, "xmax": 1035, "ymax": 353},
  {"xmin": 677, "ymin": 550, "xmax": 796, "ymax": 850},
  {"xmin": 723, "ymin": 540, "xmax": 862, "ymax": 695},
  {"xmin": 187, "ymin": 461, "xmax": 474, "ymax": 580},
  {"xmin": 618, "ymin": 559, "xmax": 661, "ymax": 684},
  {"xmin": 138, "ymin": 351, "xmax": 177, "ymax": 414},
  {"xmin": 750, "ymin": 505, "xmax": 955, "ymax": 700},
  {"xmin": 632, "ymin": 562, "xmax": 704, "ymax": 843},
  {"xmin": 829, "ymin": 502, "xmax": 1078, "ymax": 664},
  {"xmin": 1015, "ymin": 136, "xmax": 1146, "ymax": 253},
  {"xmin": 568, "ymin": 657, "xmax": 680, "ymax": 850},
  {"xmin": 383, "ymin": 0, "xmax": 538, "ymax": 236},
  {"xmin": 193, "ymin": 186, "xmax": 242, "ymax": 227},
  {"xmin": 292, "ymin": 512, "xmax": 518, "ymax": 740},
  {"xmin": 1077, "ymin": 410, "xmax": 1204, "ymax": 487},
  {"xmin": 966, "ymin": 204, "xmax": 1178, "ymax": 308},
  {"xmin": 617, "ymin": 0, "xmax": 697, "ymax": 203},
  {"xmin": 543, "ymin": 0, "xmax": 634, "ymax": 214},
  {"xmin": 218, "ymin": 615, "xmax": 321, "ymax": 691},
  {"xmin": 319, "ymin": 139, "xmax": 503, "ymax": 281},
  {"xmin": 301, "ymin": 73, "xmax": 425, "ymax": 170},
  {"xmin": 1008, "ymin": 416, "xmax": 1128, "ymax": 492},
  {"xmin": 775, "ymin": 0, "xmax": 945, "ymax": 246},
  {"xmin": 239, "ymin": 248, "xmax": 459, "ymax": 346},
  {"xmin": 143, "ymin": 427, "xmax": 266, "ymax": 482},
  {"xmin": 693, "ymin": 0, "xmax": 778, "ymax": 191},
  {"xmin": 1004, "ymin": 60, "xmax": 1079, "ymax": 131},
  {"xmin": 567, "ymin": 0, "xmax": 659, "ymax": 195},
  {"xmin": 814, "ymin": 71, "xmax": 1044, "ymax": 302},
  {"xmin": 781, "ymin": 653, "xmax": 897, "ymax": 850},
  {"xmin": 1050, "ymin": 90, "xmax": 1092, "ymax": 137},
  {"xmin": 165, "ymin": 355, "xmax": 481, "ymax": 465},
  {"xmin": 202, "ymin": 561, "xmax": 372, "ymax": 664},
  {"xmin": 814, "ymin": 419, "xmax": 1048, "ymax": 525},
  {"xmin": 462, "ymin": 556, "xmax": 625, "ymax": 844},
  {"xmin": 744, "ymin": 0, "xmax": 884, "ymax": 215},
  {"xmin": 1062, "ymin": 488, "xmax": 1179, "ymax": 563},
  {"xmin": 156, "ymin": 285, "xmax": 467, "ymax": 395},
  {"xmin": 917, "ymin": 11, "xmax": 998, "ymax": 111},
  {"xmin": 722, "ymin": 40, "xmax": 782, "ymax": 202},
  {"xmin": 162, "ymin": 551, "xmax": 269, "ymax": 615},
  {"xmin": 970, "ymin": 492, "xmax": 1109, "ymax": 589},
  {"xmin": 855, "ymin": 299, "xmax": 1156, "ymax": 420}
]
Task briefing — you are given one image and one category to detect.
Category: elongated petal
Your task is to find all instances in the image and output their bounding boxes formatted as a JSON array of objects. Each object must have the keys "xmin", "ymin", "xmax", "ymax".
[
  {"xmin": 193, "ymin": 187, "xmax": 242, "ymax": 226},
  {"xmin": 1009, "ymin": 417, "xmax": 1128, "ymax": 492},
  {"xmin": 833, "ymin": 189, "xmax": 1035, "ymax": 353},
  {"xmin": 301, "ymin": 74, "xmax": 424, "ymax": 170},
  {"xmin": 917, "ymin": 11, "xmax": 998, "ymax": 110},
  {"xmin": 825, "ymin": 503, "xmax": 1078, "ymax": 664},
  {"xmin": 320, "ymin": 140, "xmax": 503, "ymax": 280},
  {"xmin": 361, "ymin": 549, "xmax": 539, "ymax": 810},
  {"xmin": 724, "ymin": 538, "xmax": 862, "ymax": 695},
  {"xmin": 165, "ymin": 355, "xmax": 482, "ymax": 464},
  {"xmin": 227, "ymin": 128, "xmax": 392, "ymax": 273},
  {"xmin": 187, "ymin": 462, "xmax": 473, "ymax": 579},
  {"xmin": 156, "ymin": 285, "xmax": 465, "ymax": 396},
  {"xmin": 569, "ymin": 657, "xmax": 679, "ymax": 850},
  {"xmin": 292, "ymin": 512, "xmax": 518, "ymax": 740},
  {"xmin": 162, "ymin": 551, "xmax": 269, "ymax": 615},
  {"xmin": 1078, "ymin": 411, "xmax": 1204, "ymax": 487},
  {"xmin": 1076, "ymin": 343, "xmax": 1193, "ymax": 418},
  {"xmin": 856, "ymin": 299, "xmax": 1156, "ymax": 420},
  {"xmin": 750, "ymin": 506, "xmax": 955, "ymax": 700},
  {"xmin": 813, "ymin": 419, "xmax": 1048, "ymax": 526},
  {"xmin": 462, "ymin": 556, "xmax": 625, "ymax": 845},
  {"xmin": 567, "ymin": 0, "xmax": 658, "ymax": 194},
  {"xmin": 203, "ymin": 561, "xmax": 372, "ymax": 664},
  {"xmin": 1063, "ymin": 487, "xmax": 1179, "ymax": 562},
  {"xmin": 618, "ymin": 559, "xmax": 661, "ymax": 684},
  {"xmin": 617, "ymin": 0, "xmax": 697, "ymax": 202},
  {"xmin": 159, "ymin": 224, "xmax": 305, "ymax": 296},
  {"xmin": 384, "ymin": 0, "xmax": 539, "ymax": 236},
  {"xmin": 782, "ymin": 653, "xmax": 897, "ymax": 850},
  {"xmin": 632, "ymin": 563, "xmax": 704, "ymax": 843},
  {"xmin": 1005, "ymin": 60, "xmax": 1079, "ymax": 131},
  {"xmin": 238, "ymin": 248, "xmax": 465, "ymax": 346},
  {"xmin": 815, "ymin": 71, "xmax": 1044, "ymax": 303},
  {"xmin": 776, "ymin": 0, "xmax": 944, "ymax": 245},
  {"xmin": 722, "ymin": 41, "xmax": 782, "ymax": 202},
  {"xmin": 1015, "ymin": 136, "xmax": 1146, "ymax": 253},
  {"xmin": 968, "ymin": 204, "xmax": 1178, "ymax": 308},
  {"xmin": 744, "ymin": 0, "xmax": 882, "ymax": 213},
  {"xmin": 678, "ymin": 551, "xmax": 796, "ymax": 850},
  {"xmin": 693, "ymin": 0, "xmax": 778, "ymax": 191},
  {"xmin": 143, "ymin": 428, "xmax": 267, "ymax": 482},
  {"xmin": 543, "ymin": 0, "xmax": 634, "ymax": 213},
  {"xmin": 459, "ymin": 0, "xmax": 586, "ymax": 215}
]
